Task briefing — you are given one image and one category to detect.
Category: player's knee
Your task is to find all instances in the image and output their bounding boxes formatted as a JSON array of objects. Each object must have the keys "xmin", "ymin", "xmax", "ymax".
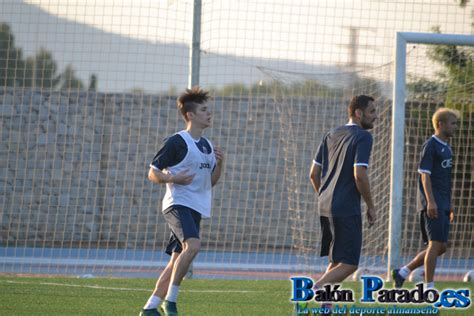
[
  {"xmin": 348, "ymin": 265, "xmax": 358, "ymax": 274},
  {"xmin": 439, "ymin": 244, "xmax": 447, "ymax": 255},
  {"xmin": 168, "ymin": 253, "xmax": 180, "ymax": 266},
  {"xmin": 340, "ymin": 263, "xmax": 358, "ymax": 275},
  {"xmin": 184, "ymin": 238, "xmax": 201, "ymax": 255}
]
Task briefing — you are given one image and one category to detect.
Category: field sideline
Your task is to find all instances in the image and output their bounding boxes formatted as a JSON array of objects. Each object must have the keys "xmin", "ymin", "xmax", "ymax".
[{"xmin": 0, "ymin": 275, "xmax": 472, "ymax": 315}]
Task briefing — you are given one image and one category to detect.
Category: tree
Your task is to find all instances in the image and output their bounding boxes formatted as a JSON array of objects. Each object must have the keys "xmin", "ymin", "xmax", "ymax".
[
  {"xmin": 1, "ymin": 22, "xmax": 93, "ymax": 92},
  {"xmin": 0, "ymin": 23, "xmax": 25, "ymax": 87},
  {"xmin": 60, "ymin": 65, "xmax": 84, "ymax": 90},
  {"xmin": 428, "ymin": 26, "xmax": 474, "ymax": 111},
  {"xmin": 406, "ymin": 76, "xmax": 445, "ymax": 100},
  {"xmin": 88, "ymin": 74, "xmax": 97, "ymax": 91},
  {"xmin": 23, "ymin": 56, "xmax": 35, "ymax": 88},
  {"xmin": 33, "ymin": 48, "xmax": 61, "ymax": 89}
]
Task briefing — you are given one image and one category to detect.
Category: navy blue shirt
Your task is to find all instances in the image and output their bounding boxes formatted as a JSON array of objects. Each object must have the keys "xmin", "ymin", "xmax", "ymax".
[
  {"xmin": 151, "ymin": 133, "xmax": 212, "ymax": 170},
  {"xmin": 417, "ymin": 135, "xmax": 453, "ymax": 211},
  {"xmin": 314, "ymin": 124, "xmax": 373, "ymax": 217}
]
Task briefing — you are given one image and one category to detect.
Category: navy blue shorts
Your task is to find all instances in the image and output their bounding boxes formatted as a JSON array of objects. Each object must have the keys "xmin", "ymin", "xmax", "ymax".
[
  {"xmin": 321, "ymin": 215, "xmax": 362, "ymax": 266},
  {"xmin": 420, "ymin": 209, "xmax": 450, "ymax": 244},
  {"xmin": 163, "ymin": 205, "xmax": 201, "ymax": 255}
]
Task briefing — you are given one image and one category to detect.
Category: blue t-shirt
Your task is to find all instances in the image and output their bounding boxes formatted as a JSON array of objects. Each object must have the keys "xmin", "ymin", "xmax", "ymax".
[
  {"xmin": 417, "ymin": 135, "xmax": 453, "ymax": 211},
  {"xmin": 151, "ymin": 133, "xmax": 212, "ymax": 170},
  {"xmin": 314, "ymin": 124, "xmax": 373, "ymax": 217}
]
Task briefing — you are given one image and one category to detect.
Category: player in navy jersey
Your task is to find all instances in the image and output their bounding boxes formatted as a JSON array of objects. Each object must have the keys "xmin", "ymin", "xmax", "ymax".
[
  {"xmin": 308, "ymin": 95, "xmax": 377, "ymax": 312},
  {"xmin": 140, "ymin": 87, "xmax": 224, "ymax": 316},
  {"xmin": 392, "ymin": 108, "xmax": 459, "ymax": 289}
]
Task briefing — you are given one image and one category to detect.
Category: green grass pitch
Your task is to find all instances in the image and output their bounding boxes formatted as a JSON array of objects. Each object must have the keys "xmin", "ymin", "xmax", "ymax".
[{"xmin": 0, "ymin": 275, "xmax": 472, "ymax": 315}]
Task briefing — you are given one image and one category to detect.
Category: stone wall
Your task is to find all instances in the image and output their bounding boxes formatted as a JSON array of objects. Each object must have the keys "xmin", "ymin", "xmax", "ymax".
[
  {"xmin": 1, "ymin": 88, "xmax": 472, "ymax": 260},
  {"xmin": 1, "ymin": 88, "xmax": 318, "ymax": 252}
]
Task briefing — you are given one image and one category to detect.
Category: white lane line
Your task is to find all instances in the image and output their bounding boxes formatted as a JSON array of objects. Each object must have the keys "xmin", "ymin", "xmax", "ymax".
[{"xmin": 4, "ymin": 280, "xmax": 263, "ymax": 293}]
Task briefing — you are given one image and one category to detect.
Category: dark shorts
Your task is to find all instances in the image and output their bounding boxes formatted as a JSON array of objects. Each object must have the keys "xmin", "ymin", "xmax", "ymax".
[
  {"xmin": 420, "ymin": 209, "xmax": 450, "ymax": 244},
  {"xmin": 320, "ymin": 215, "xmax": 362, "ymax": 266},
  {"xmin": 163, "ymin": 205, "xmax": 201, "ymax": 256}
]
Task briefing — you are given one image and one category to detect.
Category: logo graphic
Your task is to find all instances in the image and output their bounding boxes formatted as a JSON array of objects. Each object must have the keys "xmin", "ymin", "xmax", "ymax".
[
  {"xmin": 291, "ymin": 277, "xmax": 353, "ymax": 302},
  {"xmin": 290, "ymin": 275, "xmax": 471, "ymax": 314},
  {"xmin": 199, "ymin": 162, "xmax": 211, "ymax": 169},
  {"xmin": 441, "ymin": 158, "xmax": 453, "ymax": 168},
  {"xmin": 361, "ymin": 276, "xmax": 471, "ymax": 308}
]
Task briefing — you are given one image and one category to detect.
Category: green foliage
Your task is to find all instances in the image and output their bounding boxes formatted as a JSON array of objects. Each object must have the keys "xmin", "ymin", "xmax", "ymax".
[
  {"xmin": 60, "ymin": 65, "xmax": 84, "ymax": 90},
  {"xmin": 1, "ymin": 22, "xmax": 89, "ymax": 91},
  {"xmin": 0, "ymin": 23, "xmax": 25, "ymax": 87},
  {"xmin": 406, "ymin": 76, "xmax": 445, "ymax": 100},
  {"xmin": 351, "ymin": 76, "xmax": 384, "ymax": 99},
  {"xmin": 211, "ymin": 73, "xmax": 388, "ymax": 99},
  {"xmin": 409, "ymin": 25, "xmax": 474, "ymax": 113},
  {"xmin": 32, "ymin": 48, "xmax": 61, "ymax": 89},
  {"xmin": 213, "ymin": 79, "xmax": 344, "ymax": 98},
  {"xmin": 88, "ymin": 73, "xmax": 98, "ymax": 91},
  {"xmin": 427, "ymin": 26, "xmax": 474, "ymax": 112}
]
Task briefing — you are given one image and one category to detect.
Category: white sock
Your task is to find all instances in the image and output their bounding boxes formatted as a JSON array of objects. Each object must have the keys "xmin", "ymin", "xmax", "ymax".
[
  {"xmin": 426, "ymin": 282, "xmax": 435, "ymax": 289},
  {"xmin": 165, "ymin": 285, "xmax": 180, "ymax": 303},
  {"xmin": 143, "ymin": 295, "xmax": 161, "ymax": 310},
  {"xmin": 399, "ymin": 266, "xmax": 411, "ymax": 279}
]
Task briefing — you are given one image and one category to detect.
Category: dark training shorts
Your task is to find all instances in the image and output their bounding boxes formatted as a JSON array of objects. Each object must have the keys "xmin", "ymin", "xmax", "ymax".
[
  {"xmin": 162, "ymin": 205, "xmax": 201, "ymax": 256},
  {"xmin": 420, "ymin": 209, "xmax": 450, "ymax": 244},
  {"xmin": 320, "ymin": 214, "xmax": 362, "ymax": 266}
]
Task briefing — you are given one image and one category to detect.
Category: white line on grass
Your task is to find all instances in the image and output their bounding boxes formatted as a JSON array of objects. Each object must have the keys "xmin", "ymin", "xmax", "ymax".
[{"xmin": 4, "ymin": 280, "xmax": 263, "ymax": 293}]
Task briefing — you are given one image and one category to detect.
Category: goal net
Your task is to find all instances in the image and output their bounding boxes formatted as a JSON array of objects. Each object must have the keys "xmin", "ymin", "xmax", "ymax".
[
  {"xmin": 256, "ymin": 64, "xmax": 394, "ymax": 276},
  {"xmin": 396, "ymin": 37, "xmax": 474, "ymax": 280},
  {"xmin": 1, "ymin": 1, "xmax": 472, "ymax": 281},
  {"xmin": 256, "ymin": 39, "xmax": 473, "ymax": 279}
]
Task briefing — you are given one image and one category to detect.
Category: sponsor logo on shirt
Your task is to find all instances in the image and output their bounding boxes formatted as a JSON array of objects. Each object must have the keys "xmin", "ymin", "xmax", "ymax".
[
  {"xmin": 199, "ymin": 162, "xmax": 211, "ymax": 170},
  {"xmin": 441, "ymin": 159, "xmax": 452, "ymax": 168}
]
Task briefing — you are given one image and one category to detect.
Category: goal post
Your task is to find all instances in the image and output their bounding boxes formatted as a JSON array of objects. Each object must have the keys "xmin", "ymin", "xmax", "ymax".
[{"xmin": 388, "ymin": 31, "xmax": 474, "ymax": 280}]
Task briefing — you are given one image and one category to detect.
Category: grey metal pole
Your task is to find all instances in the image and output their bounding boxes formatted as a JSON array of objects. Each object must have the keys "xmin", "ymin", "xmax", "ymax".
[
  {"xmin": 188, "ymin": 0, "xmax": 202, "ymax": 89},
  {"xmin": 186, "ymin": 0, "xmax": 202, "ymax": 279},
  {"xmin": 387, "ymin": 32, "xmax": 406, "ymax": 281}
]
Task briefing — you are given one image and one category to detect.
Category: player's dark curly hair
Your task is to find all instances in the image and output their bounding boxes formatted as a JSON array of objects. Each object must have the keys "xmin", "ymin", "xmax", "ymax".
[
  {"xmin": 348, "ymin": 95, "xmax": 374, "ymax": 118},
  {"xmin": 177, "ymin": 86, "xmax": 210, "ymax": 122}
]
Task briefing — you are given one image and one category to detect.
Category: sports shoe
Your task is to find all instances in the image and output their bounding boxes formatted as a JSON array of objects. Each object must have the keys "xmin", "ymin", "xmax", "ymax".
[
  {"xmin": 161, "ymin": 300, "xmax": 178, "ymax": 316},
  {"xmin": 139, "ymin": 308, "xmax": 161, "ymax": 316},
  {"xmin": 392, "ymin": 269, "xmax": 406, "ymax": 288}
]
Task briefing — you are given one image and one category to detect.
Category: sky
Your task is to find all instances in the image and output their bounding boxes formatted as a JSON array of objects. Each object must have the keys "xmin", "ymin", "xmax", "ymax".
[
  {"xmin": 2, "ymin": 0, "xmax": 473, "ymax": 92},
  {"xmin": 22, "ymin": 0, "xmax": 473, "ymax": 63}
]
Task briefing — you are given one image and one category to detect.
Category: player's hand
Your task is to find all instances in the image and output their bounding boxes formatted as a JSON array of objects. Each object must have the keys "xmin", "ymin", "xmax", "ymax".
[
  {"xmin": 427, "ymin": 201, "xmax": 438, "ymax": 219},
  {"xmin": 214, "ymin": 146, "xmax": 225, "ymax": 165},
  {"xmin": 170, "ymin": 169, "xmax": 195, "ymax": 185},
  {"xmin": 367, "ymin": 206, "xmax": 376, "ymax": 227},
  {"xmin": 449, "ymin": 209, "xmax": 454, "ymax": 223}
]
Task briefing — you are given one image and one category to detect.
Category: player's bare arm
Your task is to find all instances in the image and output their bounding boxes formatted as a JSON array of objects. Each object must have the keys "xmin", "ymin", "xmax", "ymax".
[
  {"xmin": 309, "ymin": 163, "xmax": 322, "ymax": 193},
  {"xmin": 449, "ymin": 193, "xmax": 455, "ymax": 223},
  {"xmin": 420, "ymin": 173, "xmax": 438, "ymax": 219},
  {"xmin": 450, "ymin": 199, "xmax": 455, "ymax": 223},
  {"xmin": 211, "ymin": 146, "xmax": 225, "ymax": 186},
  {"xmin": 354, "ymin": 166, "xmax": 376, "ymax": 226},
  {"xmin": 148, "ymin": 167, "xmax": 195, "ymax": 185}
]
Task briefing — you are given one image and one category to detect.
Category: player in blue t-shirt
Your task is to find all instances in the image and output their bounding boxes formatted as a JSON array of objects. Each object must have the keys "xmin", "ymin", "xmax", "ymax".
[
  {"xmin": 140, "ymin": 87, "xmax": 224, "ymax": 316},
  {"xmin": 392, "ymin": 108, "xmax": 459, "ymax": 289},
  {"xmin": 309, "ymin": 95, "xmax": 377, "ymax": 297}
]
